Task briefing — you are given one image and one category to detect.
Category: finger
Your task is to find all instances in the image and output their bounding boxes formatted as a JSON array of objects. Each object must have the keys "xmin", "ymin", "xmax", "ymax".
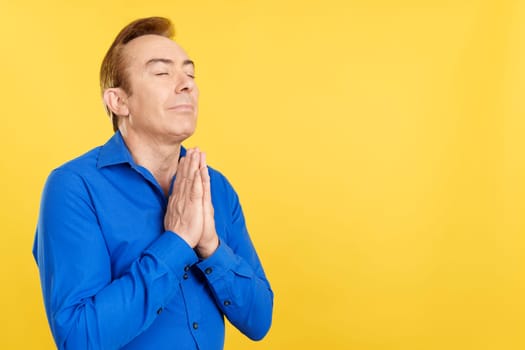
[
  {"xmin": 183, "ymin": 149, "xmax": 197, "ymax": 181},
  {"xmin": 200, "ymin": 154, "xmax": 212, "ymax": 203},
  {"xmin": 179, "ymin": 149, "xmax": 194, "ymax": 196},
  {"xmin": 187, "ymin": 150, "xmax": 200, "ymax": 181},
  {"xmin": 165, "ymin": 182, "xmax": 179, "ymax": 230},
  {"xmin": 200, "ymin": 152, "xmax": 208, "ymax": 173},
  {"xmin": 176, "ymin": 152, "xmax": 191, "ymax": 205},
  {"xmin": 199, "ymin": 150, "xmax": 206, "ymax": 170},
  {"xmin": 172, "ymin": 156, "xmax": 186, "ymax": 197},
  {"xmin": 190, "ymin": 166, "xmax": 203, "ymax": 201},
  {"xmin": 184, "ymin": 151, "xmax": 201, "ymax": 201}
]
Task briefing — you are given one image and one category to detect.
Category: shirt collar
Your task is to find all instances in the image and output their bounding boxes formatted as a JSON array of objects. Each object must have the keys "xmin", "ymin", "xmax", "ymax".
[{"xmin": 96, "ymin": 131, "xmax": 187, "ymax": 169}]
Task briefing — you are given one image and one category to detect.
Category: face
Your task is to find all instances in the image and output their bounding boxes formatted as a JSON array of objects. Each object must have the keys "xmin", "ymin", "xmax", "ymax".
[{"xmin": 120, "ymin": 34, "xmax": 199, "ymax": 143}]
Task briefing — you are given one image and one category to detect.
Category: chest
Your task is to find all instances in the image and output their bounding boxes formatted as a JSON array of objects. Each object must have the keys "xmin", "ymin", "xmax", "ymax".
[{"xmin": 88, "ymin": 170, "xmax": 231, "ymax": 278}]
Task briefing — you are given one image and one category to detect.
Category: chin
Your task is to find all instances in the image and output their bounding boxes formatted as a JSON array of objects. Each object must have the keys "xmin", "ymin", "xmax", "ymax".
[
  {"xmin": 167, "ymin": 127, "xmax": 196, "ymax": 143},
  {"xmin": 164, "ymin": 115, "xmax": 197, "ymax": 140}
]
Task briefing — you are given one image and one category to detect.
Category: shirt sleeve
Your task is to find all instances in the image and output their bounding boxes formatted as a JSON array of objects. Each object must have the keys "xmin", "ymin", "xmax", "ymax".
[
  {"xmin": 33, "ymin": 168, "xmax": 199, "ymax": 349},
  {"xmin": 195, "ymin": 172, "xmax": 274, "ymax": 340}
]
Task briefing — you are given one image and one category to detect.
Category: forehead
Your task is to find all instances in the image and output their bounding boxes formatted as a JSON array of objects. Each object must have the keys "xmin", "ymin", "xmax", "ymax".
[{"xmin": 122, "ymin": 34, "xmax": 190, "ymax": 67}]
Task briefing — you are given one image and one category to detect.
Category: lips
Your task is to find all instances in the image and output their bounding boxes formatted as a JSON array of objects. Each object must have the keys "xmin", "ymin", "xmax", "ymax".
[{"xmin": 168, "ymin": 104, "xmax": 194, "ymax": 111}]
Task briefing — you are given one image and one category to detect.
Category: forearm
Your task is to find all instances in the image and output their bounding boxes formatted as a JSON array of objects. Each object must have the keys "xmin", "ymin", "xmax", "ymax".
[
  {"xmin": 196, "ymin": 241, "xmax": 273, "ymax": 340},
  {"xmin": 41, "ymin": 232, "xmax": 198, "ymax": 349}
]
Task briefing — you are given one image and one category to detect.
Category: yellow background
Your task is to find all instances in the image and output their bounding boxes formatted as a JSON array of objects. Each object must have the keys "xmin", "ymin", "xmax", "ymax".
[{"xmin": 1, "ymin": 0, "xmax": 524, "ymax": 349}]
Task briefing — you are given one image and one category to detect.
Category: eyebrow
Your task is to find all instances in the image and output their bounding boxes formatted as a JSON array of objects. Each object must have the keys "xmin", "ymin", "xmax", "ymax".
[{"xmin": 145, "ymin": 58, "xmax": 195, "ymax": 68}]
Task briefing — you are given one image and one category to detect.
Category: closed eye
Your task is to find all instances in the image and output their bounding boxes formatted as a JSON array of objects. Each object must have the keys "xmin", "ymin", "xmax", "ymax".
[{"xmin": 155, "ymin": 72, "xmax": 169, "ymax": 76}]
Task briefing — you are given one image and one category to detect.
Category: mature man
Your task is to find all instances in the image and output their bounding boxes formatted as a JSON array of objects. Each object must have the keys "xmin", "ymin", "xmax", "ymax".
[{"xmin": 33, "ymin": 17, "xmax": 273, "ymax": 349}]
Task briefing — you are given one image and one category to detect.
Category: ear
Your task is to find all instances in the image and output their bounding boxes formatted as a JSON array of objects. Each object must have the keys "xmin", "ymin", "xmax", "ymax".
[{"xmin": 103, "ymin": 87, "xmax": 130, "ymax": 117}]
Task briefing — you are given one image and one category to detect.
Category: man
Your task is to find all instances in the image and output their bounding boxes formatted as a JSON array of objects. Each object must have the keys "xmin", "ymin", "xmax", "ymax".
[{"xmin": 33, "ymin": 17, "xmax": 273, "ymax": 349}]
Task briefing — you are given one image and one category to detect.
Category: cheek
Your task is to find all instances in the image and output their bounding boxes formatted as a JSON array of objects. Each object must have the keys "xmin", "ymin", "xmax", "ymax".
[
  {"xmin": 129, "ymin": 97, "xmax": 148, "ymax": 118},
  {"xmin": 130, "ymin": 90, "xmax": 164, "ymax": 115},
  {"xmin": 190, "ymin": 82, "xmax": 199, "ymax": 100}
]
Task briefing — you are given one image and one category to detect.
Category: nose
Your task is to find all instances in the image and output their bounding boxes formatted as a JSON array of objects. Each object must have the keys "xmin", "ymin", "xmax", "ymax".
[{"xmin": 174, "ymin": 70, "xmax": 196, "ymax": 94}]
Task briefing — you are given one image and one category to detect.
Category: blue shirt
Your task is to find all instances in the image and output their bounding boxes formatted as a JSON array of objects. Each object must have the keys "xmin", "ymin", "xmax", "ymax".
[{"xmin": 33, "ymin": 131, "xmax": 273, "ymax": 350}]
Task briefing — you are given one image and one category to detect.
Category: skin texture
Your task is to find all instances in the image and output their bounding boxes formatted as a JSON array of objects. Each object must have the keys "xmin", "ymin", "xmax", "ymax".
[{"xmin": 103, "ymin": 34, "xmax": 218, "ymax": 258}]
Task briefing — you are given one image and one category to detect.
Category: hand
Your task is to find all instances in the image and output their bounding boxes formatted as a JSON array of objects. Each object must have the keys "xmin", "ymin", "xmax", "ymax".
[
  {"xmin": 195, "ymin": 152, "xmax": 219, "ymax": 258},
  {"xmin": 164, "ymin": 149, "xmax": 204, "ymax": 248}
]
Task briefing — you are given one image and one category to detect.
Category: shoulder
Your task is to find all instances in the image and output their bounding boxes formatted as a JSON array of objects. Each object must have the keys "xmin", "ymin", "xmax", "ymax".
[
  {"xmin": 56, "ymin": 147, "xmax": 102, "ymax": 175},
  {"xmin": 207, "ymin": 165, "xmax": 242, "ymax": 207},
  {"xmin": 207, "ymin": 166, "xmax": 236, "ymax": 194},
  {"xmin": 43, "ymin": 146, "xmax": 102, "ymax": 198}
]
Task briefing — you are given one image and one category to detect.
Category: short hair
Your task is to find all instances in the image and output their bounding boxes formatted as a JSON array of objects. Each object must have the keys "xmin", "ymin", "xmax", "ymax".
[{"xmin": 100, "ymin": 17, "xmax": 175, "ymax": 132}]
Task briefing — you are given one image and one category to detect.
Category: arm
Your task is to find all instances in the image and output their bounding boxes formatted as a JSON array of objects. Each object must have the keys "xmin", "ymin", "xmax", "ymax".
[
  {"xmin": 196, "ymin": 166, "xmax": 274, "ymax": 340},
  {"xmin": 34, "ymin": 168, "xmax": 199, "ymax": 349}
]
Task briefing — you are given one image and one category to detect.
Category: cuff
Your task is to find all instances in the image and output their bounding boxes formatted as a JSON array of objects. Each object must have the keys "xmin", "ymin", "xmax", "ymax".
[
  {"xmin": 196, "ymin": 240, "xmax": 238, "ymax": 283},
  {"xmin": 144, "ymin": 231, "xmax": 199, "ymax": 280}
]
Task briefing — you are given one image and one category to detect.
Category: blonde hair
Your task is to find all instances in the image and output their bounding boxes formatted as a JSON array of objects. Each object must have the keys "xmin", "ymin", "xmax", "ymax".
[{"xmin": 100, "ymin": 17, "xmax": 175, "ymax": 131}]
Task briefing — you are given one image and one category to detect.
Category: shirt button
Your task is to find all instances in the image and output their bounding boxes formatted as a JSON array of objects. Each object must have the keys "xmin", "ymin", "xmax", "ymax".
[
  {"xmin": 223, "ymin": 300, "xmax": 231, "ymax": 306},
  {"xmin": 157, "ymin": 307, "xmax": 163, "ymax": 315},
  {"xmin": 204, "ymin": 267, "xmax": 213, "ymax": 275},
  {"xmin": 183, "ymin": 273, "xmax": 188, "ymax": 280},
  {"xmin": 193, "ymin": 322, "xmax": 199, "ymax": 330},
  {"xmin": 184, "ymin": 265, "xmax": 190, "ymax": 272}
]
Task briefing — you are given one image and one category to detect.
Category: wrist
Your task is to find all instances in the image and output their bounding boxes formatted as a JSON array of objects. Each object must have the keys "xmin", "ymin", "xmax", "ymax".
[
  {"xmin": 196, "ymin": 235, "xmax": 219, "ymax": 259},
  {"xmin": 168, "ymin": 229, "xmax": 199, "ymax": 248}
]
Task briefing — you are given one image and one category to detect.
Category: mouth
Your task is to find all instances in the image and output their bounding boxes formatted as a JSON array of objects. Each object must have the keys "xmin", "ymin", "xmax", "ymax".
[{"xmin": 168, "ymin": 104, "xmax": 194, "ymax": 112}]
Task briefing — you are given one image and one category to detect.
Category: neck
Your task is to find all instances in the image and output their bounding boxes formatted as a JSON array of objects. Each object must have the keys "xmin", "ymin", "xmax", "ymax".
[{"xmin": 120, "ymin": 128, "xmax": 182, "ymax": 195}]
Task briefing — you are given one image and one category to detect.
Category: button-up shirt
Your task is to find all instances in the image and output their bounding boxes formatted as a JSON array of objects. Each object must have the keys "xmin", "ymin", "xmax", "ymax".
[{"xmin": 33, "ymin": 131, "xmax": 273, "ymax": 349}]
